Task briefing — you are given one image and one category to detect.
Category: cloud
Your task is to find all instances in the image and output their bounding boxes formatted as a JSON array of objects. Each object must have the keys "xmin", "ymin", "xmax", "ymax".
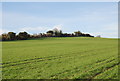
[
  {"xmin": 91, "ymin": 32, "xmax": 118, "ymax": 38},
  {"xmin": 19, "ymin": 24, "xmax": 63, "ymax": 34},
  {"xmin": 20, "ymin": 27, "xmax": 48, "ymax": 31},
  {"xmin": 0, "ymin": 29, "xmax": 10, "ymax": 35},
  {"xmin": 52, "ymin": 24, "xmax": 63, "ymax": 30},
  {"xmin": 19, "ymin": 26, "xmax": 49, "ymax": 34},
  {"xmin": 103, "ymin": 23, "xmax": 118, "ymax": 32},
  {"xmin": 1, "ymin": 24, "xmax": 63, "ymax": 34},
  {"xmin": 78, "ymin": 22, "xmax": 118, "ymax": 38},
  {"xmin": 3, "ymin": 12, "xmax": 67, "ymax": 30},
  {"xmin": 2, "ymin": 3, "xmax": 118, "ymax": 38},
  {"xmin": 101, "ymin": 23, "xmax": 118, "ymax": 38},
  {"xmin": 89, "ymin": 22, "xmax": 118, "ymax": 38}
]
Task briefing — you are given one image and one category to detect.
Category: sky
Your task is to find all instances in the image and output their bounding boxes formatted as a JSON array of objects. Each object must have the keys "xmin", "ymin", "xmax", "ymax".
[{"xmin": 1, "ymin": 2, "xmax": 118, "ymax": 38}]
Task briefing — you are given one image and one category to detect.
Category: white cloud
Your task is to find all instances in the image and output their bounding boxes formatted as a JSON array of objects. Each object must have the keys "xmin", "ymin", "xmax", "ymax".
[
  {"xmin": 19, "ymin": 26, "xmax": 49, "ymax": 34},
  {"xmin": 19, "ymin": 24, "xmax": 63, "ymax": 34},
  {"xmin": 81, "ymin": 21, "xmax": 118, "ymax": 38},
  {"xmin": 89, "ymin": 22, "xmax": 118, "ymax": 38},
  {"xmin": 0, "ymin": 29, "xmax": 10, "ymax": 35},
  {"xmin": 2, "ymin": 4, "xmax": 118, "ymax": 38},
  {"xmin": 91, "ymin": 32, "xmax": 118, "ymax": 38},
  {"xmin": 20, "ymin": 27, "xmax": 48, "ymax": 31},
  {"xmin": 103, "ymin": 23, "xmax": 118, "ymax": 32},
  {"xmin": 52, "ymin": 24, "xmax": 63, "ymax": 30}
]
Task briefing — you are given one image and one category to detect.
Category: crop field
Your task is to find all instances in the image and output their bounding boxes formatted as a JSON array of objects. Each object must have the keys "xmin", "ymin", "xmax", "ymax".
[{"xmin": 2, "ymin": 37, "xmax": 119, "ymax": 79}]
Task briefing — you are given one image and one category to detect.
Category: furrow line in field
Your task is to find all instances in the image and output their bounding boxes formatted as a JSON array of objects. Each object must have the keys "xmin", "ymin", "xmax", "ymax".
[
  {"xmin": 2, "ymin": 46, "xmax": 116, "ymax": 66},
  {"xmin": 3, "ymin": 51, "xmax": 117, "ymax": 75},
  {"xmin": 2, "ymin": 56, "xmax": 62, "ymax": 68},
  {"xmin": 2, "ymin": 46, "xmax": 116, "ymax": 68},
  {"xmin": 2, "ymin": 47, "xmax": 116, "ymax": 68},
  {"xmin": 73, "ymin": 59, "xmax": 119, "ymax": 79},
  {"xmin": 76, "ymin": 61, "xmax": 119, "ymax": 79},
  {"xmin": 89, "ymin": 62, "xmax": 119, "ymax": 80},
  {"xmin": 50, "ymin": 56, "xmax": 117, "ymax": 79},
  {"xmin": 92, "ymin": 64, "xmax": 118, "ymax": 79}
]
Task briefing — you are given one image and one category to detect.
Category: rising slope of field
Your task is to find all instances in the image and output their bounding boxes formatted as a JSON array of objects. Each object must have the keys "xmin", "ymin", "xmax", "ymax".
[{"xmin": 2, "ymin": 37, "xmax": 119, "ymax": 79}]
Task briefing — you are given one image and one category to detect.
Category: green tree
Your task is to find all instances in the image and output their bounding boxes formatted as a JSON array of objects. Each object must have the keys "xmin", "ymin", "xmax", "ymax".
[
  {"xmin": 53, "ymin": 28, "xmax": 62, "ymax": 36},
  {"xmin": 7, "ymin": 32, "xmax": 16, "ymax": 40},
  {"xmin": 74, "ymin": 31, "xmax": 82, "ymax": 36},
  {"xmin": 17, "ymin": 32, "xmax": 29, "ymax": 40},
  {"xmin": 2, "ymin": 33, "xmax": 8, "ymax": 41},
  {"xmin": 46, "ymin": 30, "xmax": 54, "ymax": 35}
]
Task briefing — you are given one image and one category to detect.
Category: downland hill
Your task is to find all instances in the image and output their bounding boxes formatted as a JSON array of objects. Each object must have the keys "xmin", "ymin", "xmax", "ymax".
[{"xmin": 2, "ymin": 36, "xmax": 119, "ymax": 79}]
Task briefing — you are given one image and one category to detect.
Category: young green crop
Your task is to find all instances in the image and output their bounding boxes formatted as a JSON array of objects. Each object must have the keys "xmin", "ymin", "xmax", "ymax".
[{"xmin": 2, "ymin": 37, "xmax": 119, "ymax": 79}]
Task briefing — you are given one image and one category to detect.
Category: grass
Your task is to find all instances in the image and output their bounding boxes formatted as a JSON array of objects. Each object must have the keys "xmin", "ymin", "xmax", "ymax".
[{"xmin": 2, "ymin": 37, "xmax": 119, "ymax": 79}]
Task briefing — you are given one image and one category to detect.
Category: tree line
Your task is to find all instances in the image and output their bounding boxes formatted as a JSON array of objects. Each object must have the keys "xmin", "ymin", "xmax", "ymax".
[{"xmin": 0, "ymin": 28, "xmax": 94, "ymax": 41}]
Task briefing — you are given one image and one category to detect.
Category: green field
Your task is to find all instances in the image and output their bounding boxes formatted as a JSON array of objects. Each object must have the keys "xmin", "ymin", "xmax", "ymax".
[{"xmin": 2, "ymin": 37, "xmax": 119, "ymax": 79}]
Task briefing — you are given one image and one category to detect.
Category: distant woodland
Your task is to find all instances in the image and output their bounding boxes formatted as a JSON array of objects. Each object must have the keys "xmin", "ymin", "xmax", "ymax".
[{"xmin": 0, "ymin": 28, "xmax": 94, "ymax": 41}]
